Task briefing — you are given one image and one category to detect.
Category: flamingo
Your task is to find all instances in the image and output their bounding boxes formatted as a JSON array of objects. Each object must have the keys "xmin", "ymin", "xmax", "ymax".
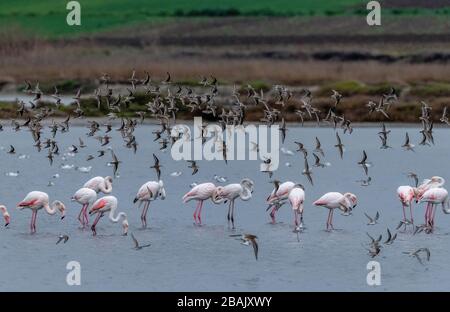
[
  {"xmin": 266, "ymin": 181, "xmax": 295, "ymax": 223},
  {"xmin": 216, "ymin": 178, "xmax": 254, "ymax": 229},
  {"xmin": 133, "ymin": 180, "xmax": 166, "ymax": 228},
  {"xmin": 71, "ymin": 187, "xmax": 97, "ymax": 228},
  {"xmin": 182, "ymin": 182, "xmax": 222, "ymax": 225},
  {"xmin": 17, "ymin": 191, "xmax": 66, "ymax": 234},
  {"xmin": 288, "ymin": 186, "xmax": 305, "ymax": 228},
  {"xmin": 83, "ymin": 176, "xmax": 113, "ymax": 194},
  {"xmin": 313, "ymin": 192, "xmax": 357, "ymax": 231},
  {"xmin": 89, "ymin": 195, "xmax": 128, "ymax": 236},
  {"xmin": 0, "ymin": 205, "xmax": 10, "ymax": 226},
  {"xmin": 397, "ymin": 185, "xmax": 415, "ymax": 230},
  {"xmin": 415, "ymin": 176, "xmax": 445, "ymax": 200},
  {"xmin": 417, "ymin": 187, "xmax": 449, "ymax": 230}
]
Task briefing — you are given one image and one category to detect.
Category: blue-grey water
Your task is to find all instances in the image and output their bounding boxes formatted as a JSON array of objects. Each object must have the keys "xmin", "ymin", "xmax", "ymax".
[{"xmin": 0, "ymin": 123, "xmax": 449, "ymax": 291}]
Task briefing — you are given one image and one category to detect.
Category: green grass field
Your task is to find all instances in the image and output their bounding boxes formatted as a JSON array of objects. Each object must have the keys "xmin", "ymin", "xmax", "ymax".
[{"xmin": 1, "ymin": 0, "xmax": 449, "ymax": 37}]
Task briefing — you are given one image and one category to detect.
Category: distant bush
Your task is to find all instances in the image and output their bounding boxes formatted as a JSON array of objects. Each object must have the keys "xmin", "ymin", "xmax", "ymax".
[{"xmin": 175, "ymin": 8, "xmax": 241, "ymax": 17}]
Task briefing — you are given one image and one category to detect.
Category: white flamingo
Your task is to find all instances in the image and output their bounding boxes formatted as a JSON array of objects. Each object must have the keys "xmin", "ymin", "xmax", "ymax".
[
  {"xmin": 313, "ymin": 192, "xmax": 357, "ymax": 231},
  {"xmin": 216, "ymin": 178, "xmax": 254, "ymax": 229},
  {"xmin": 89, "ymin": 195, "xmax": 128, "ymax": 236},
  {"xmin": 397, "ymin": 185, "xmax": 415, "ymax": 230},
  {"xmin": 417, "ymin": 187, "xmax": 448, "ymax": 230},
  {"xmin": 182, "ymin": 182, "xmax": 222, "ymax": 225},
  {"xmin": 133, "ymin": 180, "xmax": 166, "ymax": 228},
  {"xmin": 0, "ymin": 205, "xmax": 10, "ymax": 226},
  {"xmin": 83, "ymin": 176, "xmax": 113, "ymax": 194},
  {"xmin": 266, "ymin": 181, "xmax": 295, "ymax": 223},
  {"xmin": 288, "ymin": 186, "xmax": 305, "ymax": 228},
  {"xmin": 71, "ymin": 187, "xmax": 97, "ymax": 228},
  {"xmin": 17, "ymin": 191, "xmax": 66, "ymax": 234}
]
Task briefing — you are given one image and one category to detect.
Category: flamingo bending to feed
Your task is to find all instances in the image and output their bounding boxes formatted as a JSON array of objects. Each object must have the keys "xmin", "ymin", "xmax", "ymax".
[
  {"xmin": 182, "ymin": 182, "xmax": 222, "ymax": 225},
  {"xmin": 266, "ymin": 181, "xmax": 295, "ymax": 223},
  {"xmin": 17, "ymin": 191, "xmax": 66, "ymax": 234},
  {"xmin": 216, "ymin": 178, "xmax": 254, "ymax": 229},
  {"xmin": 313, "ymin": 192, "xmax": 357, "ymax": 231},
  {"xmin": 0, "ymin": 205, "xmax": 10, "ymax": 226},
  {"xmin": 415, "ymin": 176, "xmax": 445, "ymax": 200},
  {"xmin": 71, "ymin": 187, "xmax": 97, "ymax": 227},
  {"xmin": 89, "ymin": 196, "xmax": 128, "ymax": 236},
  {"xmin": 397, "ymin": 185, "xmax": 415, "ymax": 230},
  {"xmin": 133, "ymin": 180, "xmax": 166, "ymax": 228},
  {"xmin": 288, "ymin": 185, "xmax": 305, "ymax": 228},
  {"xmin": 83, "ymin": 176, "xmax": 113, "ymax": 194},
  {"xmin": 417, "ymin": 187, "xmax": 449, "ymax": 230}
]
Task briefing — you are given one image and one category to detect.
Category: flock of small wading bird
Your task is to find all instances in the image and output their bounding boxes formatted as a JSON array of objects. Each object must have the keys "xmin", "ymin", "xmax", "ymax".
[{"xmin": 0, "ymin": 70, "xmax": 447, "ymax": 262}]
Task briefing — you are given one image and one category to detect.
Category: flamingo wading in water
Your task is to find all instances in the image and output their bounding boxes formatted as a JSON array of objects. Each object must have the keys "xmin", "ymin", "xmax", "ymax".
[
  {"xmin": 83, "ymin": 176, "xmax": 113, "ymax": 194},
  {"xmin": 72, "ymin": 187, "xmax": 97, "ymax": 228},
  {"xmin": 133, "ymin": 180, "xmax": 166, "ymax": 228},
  {"xmin": 288, "ymin": 185, "xmax": 305, "ymax": 228},
  {"xmin": 216, "ymin": 178, "xmax": 254, "ymax": 229},
  {"xmin": 0, "ymin": 205, "xmax": 10, "ymax": 226},
  {"xmin": 17, "ymin": 191, "xmax": 66, "ymax": 234},
  {"xmin": 266, "ymin": 181, "xmax": 295, "ymax": 223},
  {"xmin": 89, "ymin": 195, "xmax": 129, "ymax": 236},
  {"xmin": 397, "ymin": 185, "xmax": 415, "ymax": 230},
  {"xmin": 313, "ymin": 192, "xmax": 357, "ymax": 231},
  {"xmin": 182, "ymin": 182, "xmax": 222, "ymax": 225},
  {"xmin": 417, "ymin": 187, "xmax": 448, "ymax": 231}
]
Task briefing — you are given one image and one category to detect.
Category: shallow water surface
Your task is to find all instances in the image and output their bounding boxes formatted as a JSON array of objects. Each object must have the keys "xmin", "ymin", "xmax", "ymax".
[{"xmin": 0, "ymin": 124, "xmax": 448, "ymax": 291}]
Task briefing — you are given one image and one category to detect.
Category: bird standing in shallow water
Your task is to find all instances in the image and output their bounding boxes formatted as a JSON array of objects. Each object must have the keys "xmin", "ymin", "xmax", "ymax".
[
  {"xmin": 215, "ymin": 178, "xmax": 254, "ymax": 229},
  {"xmin": 133, "ymin": 180, "xmax": 166, "ymax": 228},
  {"xmin": 72, "ymin": 187, "xmax": 97, "ymax": 228},
  {"xmin": 313, "ymin": 192, "xmax": 357, "ymax": 231},
  {"xmin": 182, "ymin": 182, "xmax": 223, "ymax": 225},
  {"xmin": 17, "ymin": 191, "xmax": 66, "ymax": 234}
]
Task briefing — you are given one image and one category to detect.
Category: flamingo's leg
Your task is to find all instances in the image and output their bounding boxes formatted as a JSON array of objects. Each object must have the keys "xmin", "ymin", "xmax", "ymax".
[
  {"xmin": 326, "ymin": 209, "xmax": 332, "ymax": 231},
  {"xmin": 91, "ymin": 212, "xmax": 102, "ymax": 236},
  {"xmin": 231, "ymin": 200, "xmax": 235, "ymax": 229},
  {"xmin": 83, "ymin": 205, "xmax": 89, "ymax": 226},
  {"xmin": 77, "ymin": 205, "xmax": 85, "ymax": 226},
  {"xmin": 431, "ymin": 203, "xmax": 437, "ymax": 228},
  {"xmin": 197, "ymin": 200, "xmax": 204, "ymax": 225},
  {"xmin": 409, "ymin": 201, "xmax": 414, "ymax": 225},
  {"xmin": 425, "ymin": 203, "xmax": 430, "ymax": 226},
  {"xmin": 227, "ymin": 201, "xmax": 232, "ymax": 224},
  {"xmin": 193, "ymin": 201, "xmax": 201, "ymax": 224},
  {"xmin": 141, "ymin": 201, "xmax": 150, "ymax": 228},
  {"xmin": 294, "ymin": 210, "xmax": 298, "ymax": 227},
  {"xmin": 270, "ymin": 206, "xmax": 276, "ymax": 224},
  {"xmin": 401, "ymin": 203, "xmax": 407, "ymax": 231},
  {"xmin": 30, "ymin": 210, "xmax": 37, "ymax": 234},
  {"xmin": 329, "ymin": 209, "xmax": 335, "ymax": 230}
]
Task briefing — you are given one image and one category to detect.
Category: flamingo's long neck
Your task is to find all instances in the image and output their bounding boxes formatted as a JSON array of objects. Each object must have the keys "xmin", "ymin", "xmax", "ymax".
[
  {"xmin": 240, "ymin": 185, "xmax": 252, "ymax": 201},
  {"xmin": 108, "ymin": 207, "xmax": 126, "ymax": 223},
  {"xmin": 43, "ymin": 202, "xmax": 57, "ymax": 215},
  {"xmin": 100, "ymin": 179, "xmax": 112, "ymax": 194}
]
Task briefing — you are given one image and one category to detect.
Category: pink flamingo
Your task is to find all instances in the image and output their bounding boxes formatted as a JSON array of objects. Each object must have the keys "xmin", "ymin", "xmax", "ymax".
[
  {"xmin": 414, "ymin": 176, "xmax": 445, "ymax": 200},
  {"xmin": 83, "ymin": 176, "xmax": 113, "ymax": 194},
  {"xmin": 266, "ymin": 181, "xmax": 295, "ymax": 223},
  {"xmin": 89, "ymin": 195, "xmax": 128, "ymax": 236},
  {"xmin": 288, "ymin": 186, "xmax": 305, "ymax": 228},
  {"xmin": 397, "ymin": 185, "xmax": 415, "ymax": 230},
  {"xmin": 313, "ymin": 192, "xmax": 357, "ymax": 231},
  {"xmin": 71, "ymin": 187, "xmax": 97, "ymax": 228},
  {"xmin": 417, "ymin": 187, "xmax": 449, "ymax": 230},
  {"xmin": 17, "ymin": 191, "xmax": 66, "ymax": 234},
  {"xmin": 133, "ymin": 180, "xmax": 166, "ymax": 228},
  {"xmin": 0, "ymin": 205, "xmax": 10, "ymax": 226},
  {"xmin": 215, "ymin": 178, "xmax": 254, "ymax": 229},
  {"xmin": 182, "ymin": 182, "xmax": 222, "ymax": 225}
]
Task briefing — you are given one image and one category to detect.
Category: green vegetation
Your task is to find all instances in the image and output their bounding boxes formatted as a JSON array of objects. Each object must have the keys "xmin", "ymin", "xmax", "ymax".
[
  {"xmin": 410, "ymin": 82, "xmax": 450, "ymax": 97},
  {"xmin": 1, "ymin": 0, "xmax": 449, "ymax": 38},
  {"xmin": 317, "ymin": 81, "xmax": 401, "ymax": 97}
]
